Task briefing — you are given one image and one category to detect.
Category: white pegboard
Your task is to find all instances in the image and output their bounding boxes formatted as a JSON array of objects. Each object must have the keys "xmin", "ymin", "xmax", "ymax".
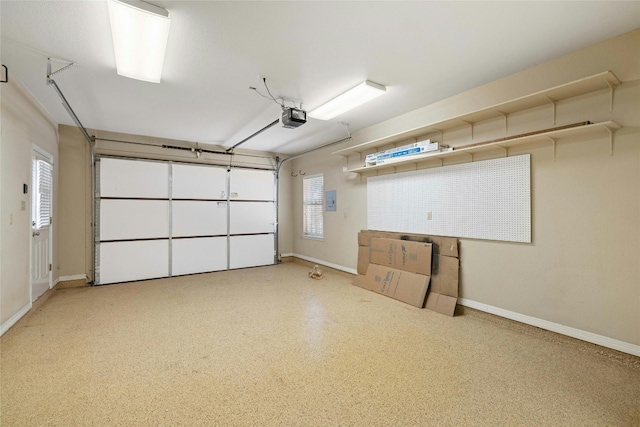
[{"xmin": 367, "ymin": 154, "xmax": 530, "ymax": 243}]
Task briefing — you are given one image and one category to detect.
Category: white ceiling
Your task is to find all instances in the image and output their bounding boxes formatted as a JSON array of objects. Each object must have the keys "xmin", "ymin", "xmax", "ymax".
[{"xmin": 2, "ymin": 1, "xmax": 639, "ymax": 155}]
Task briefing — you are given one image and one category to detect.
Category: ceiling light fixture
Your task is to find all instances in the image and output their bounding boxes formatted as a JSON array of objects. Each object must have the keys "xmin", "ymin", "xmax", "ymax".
[
  {"xmin": 308, "ymin": 80, "xmax": 387, "ymax": 120},
  {"xmin": 107, "ymin": 0, "xmax": 171, "ymax": 83}
]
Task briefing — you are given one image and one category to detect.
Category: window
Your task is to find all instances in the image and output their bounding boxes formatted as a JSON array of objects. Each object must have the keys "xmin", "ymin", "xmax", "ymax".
[
  {"xmin": 303, "ymin": 173, "xmax": 323, "ymax": 239},
  {"xmin": 32, "ymin": 158, "xmax": 53, "ymax": 230}
]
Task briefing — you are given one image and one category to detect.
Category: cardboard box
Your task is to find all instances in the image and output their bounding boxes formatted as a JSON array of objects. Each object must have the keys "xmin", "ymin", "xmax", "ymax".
[
  {"xmin": 359, "ymin": 230, "xmax": 458, "ymax": 258},
  {"xmin": 357, "ymin": 245, "xmax": 369, "ymax": 275},
  {"xmin": 353, "ymin": 273, "xmax": 368, "ymax": 289},
  {"xmin": 430, "ymin": 255, "xmax": 459, "ymax": 297},
  {"xmin": 361, "ymin": 264, "xmax": 430, "ymax": 308},
  {"xmin": 399, "ymin": 234, "xmax": 459, "ymax": 258},
  {"xmin": 369, "ymin": 238, "xmax": 432, "ymax": 275},
  {"xmin": 425, "ymin": 292, "xmax": 457, "ymax": 315},
  {"xmin": 423, "ymin": 255, "xmax": 460, "ymax": 316},
  {"xmin": 358, "ymin": 230, "xmax": 401, "ymax": 247},
  {"xmin": 355, "ymin": 230, "xmax": 459, "ymax": 315}
]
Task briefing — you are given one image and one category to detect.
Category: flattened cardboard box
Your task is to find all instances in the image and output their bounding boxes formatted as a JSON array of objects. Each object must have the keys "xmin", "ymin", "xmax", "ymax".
[
  {"xmin": 356, "ymin": 230, "xmax": 459, "ymax": 315},
  {"xmin": 424, "ymin": 255, "xmax": 460, "ymax": 316},
  {"xmin": 357, "ymin": 246, "xmax": 369, "ymax": 275},
  {"xmin": 359, "ymin": 230, "xmax": 458, "ymax": 258},
  {"xmin": 425, "ymin": 293, "xmax": 457, "ymax": 316},
  {"xmin": 399, "ymin": 234, "xmax": 458, "ymax": 258},
  {"xmin": 430, "ymin": 255, "xmax": 459, "ymax": 297},
  {"xmin": 362, "ymin": 264, "xmax": 430, "ymax": 308},
  {"xmin": 369, "ymin": 238, "xmax": 432, "ymax": 276},
  {"xmin": 358, "ymin": 230, "xmax": 401, "ymax": 247}
]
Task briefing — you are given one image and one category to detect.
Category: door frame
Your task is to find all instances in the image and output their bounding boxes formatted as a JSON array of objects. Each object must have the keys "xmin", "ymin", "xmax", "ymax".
[{"xmin": 30, "ymin": 144, "xmax": 54, "ymax": 301}]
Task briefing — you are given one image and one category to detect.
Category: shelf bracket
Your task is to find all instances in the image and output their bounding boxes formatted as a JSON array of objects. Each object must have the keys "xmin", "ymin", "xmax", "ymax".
[
  {"xmin": 496, "ymin": 145, "xmax": 508, "ymax": 157},
  {"xmin": 545, "ymin": 96, "xmax": 557, "ymax": 125},
  {"xmin": 466, "ymin": 152, "xmax": 474, "ymax": 162},
  {"xmin": 604, "ymin": 125, "xmax": 617, "ymax": 156},
  {"xmin": 605, "ymin": 81, "xmax": 616, "ymax": 112},
  {"xmin": 546, "ymin": 136, "xmax": 558, "ymax": 161},
  {"xmin": 496, "ymin": 110, "xmax": 509, "ymax": 135},
  {"xmin": 461, "ymin": 120, "xmax": 474, "ymax": 141}
]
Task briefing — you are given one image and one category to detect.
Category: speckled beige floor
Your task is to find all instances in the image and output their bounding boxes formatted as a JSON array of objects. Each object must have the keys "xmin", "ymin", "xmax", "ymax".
[{"xmin": 2, "ymin": 262, "xmax": 639, "ymax": 426}]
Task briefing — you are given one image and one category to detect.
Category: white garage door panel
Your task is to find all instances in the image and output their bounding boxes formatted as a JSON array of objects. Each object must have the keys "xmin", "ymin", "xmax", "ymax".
[
  {"xmin": 229, "ymin": 202, "xmax": 274, "ymax": 234},
  {"xmin": 229, "ymin": 234, "xmax": 274, "ymax": 269},
  {"xmin": 172, "ymin": 237, "xmax": 227, "ymax": 276},
  {"xmin": 229, "ymin": 169, "xmax": 274, "ymax": 201},
  {"xmin": 172, "ymin": 201, "xmax": 227, "ymax": 237},
  {"xmin": 100, "ymin": 199, "xmax": 169, "ymax": 240},
  {"xmin": 172, "ymin": 164, "xmax": 227, "ymax": 199},
  {"xmin": 100, "ymin": 158, "xmax": 169, "ymax": 198},
  {"xmin": 99, "ymin": 240, "xmax": 169, "ymax": 284}
]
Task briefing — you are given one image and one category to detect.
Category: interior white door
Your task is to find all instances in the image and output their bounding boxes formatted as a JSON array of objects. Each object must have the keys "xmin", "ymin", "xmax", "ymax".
[{"xmin": 31, "ymin": 148, "xmax": 53, "ymax": 301}]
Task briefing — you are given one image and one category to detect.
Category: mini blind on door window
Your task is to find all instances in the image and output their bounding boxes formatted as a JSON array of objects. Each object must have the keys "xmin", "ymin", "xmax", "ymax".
[
  {"xmin": 34, "ymin": 159, "xmax": 53, "ymax": 229},
  {"xmin": 303, "ymin": 174, "xmax": 324, "ymax": 238}
]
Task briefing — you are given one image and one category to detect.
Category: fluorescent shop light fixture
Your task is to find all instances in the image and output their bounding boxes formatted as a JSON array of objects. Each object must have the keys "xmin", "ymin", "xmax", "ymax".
[
  {"xmin": 108, "ymin": 0, "xmax": 171, "ymax": 83},
  {"xmin": 308, "ymin": 80, "xmax": 387, "ymax": 120}
]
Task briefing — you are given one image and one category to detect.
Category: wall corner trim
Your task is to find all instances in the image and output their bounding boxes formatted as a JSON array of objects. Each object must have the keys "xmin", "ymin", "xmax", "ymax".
[
  {"xmin": 1, "ymin": 302, "xmax": 33, "ymax": 337},
  {"xmin": 458, "ymin": 298, "xmax": 640, "ymax": 357}
]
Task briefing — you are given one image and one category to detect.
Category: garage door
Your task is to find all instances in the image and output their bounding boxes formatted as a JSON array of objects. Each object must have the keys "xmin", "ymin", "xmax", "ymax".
[{"xmin": 96, "ymin": 157, "xmax": 275, "ymax": 285}]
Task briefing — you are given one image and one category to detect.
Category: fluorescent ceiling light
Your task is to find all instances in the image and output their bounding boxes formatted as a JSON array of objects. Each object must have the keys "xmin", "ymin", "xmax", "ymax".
[
  {"xmin": 308, "ymin": 80, "xmax": 387, "ymax": 120},
  {"xmin": 108, "ymin": 0, "xmax": 171, "ymax": 83}
]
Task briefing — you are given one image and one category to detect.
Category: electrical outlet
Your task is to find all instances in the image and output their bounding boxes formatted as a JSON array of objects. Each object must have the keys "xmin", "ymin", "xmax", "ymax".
[
  {"xmin": 21, "ymin": 201, "xmax": 26, "ymax": 211},
  {"xmin": 426, "ymin": 211, "xmax": 432, "ymax": 220}
]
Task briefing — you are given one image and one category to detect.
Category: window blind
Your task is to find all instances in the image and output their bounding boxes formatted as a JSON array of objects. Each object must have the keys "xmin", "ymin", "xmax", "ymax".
[
  {"xmin": 303, "ymin": 174, "xmax": 323, "ymax": 238},
  {"xmin": 34, "ymin": 159, "xmax": 53, "ymax": 229}
]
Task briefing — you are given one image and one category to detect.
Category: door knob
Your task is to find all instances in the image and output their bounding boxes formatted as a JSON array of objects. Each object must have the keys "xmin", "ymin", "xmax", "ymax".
[{"xmin": 32, "ymin": 231, "xmax": 40, "ymax": 237}]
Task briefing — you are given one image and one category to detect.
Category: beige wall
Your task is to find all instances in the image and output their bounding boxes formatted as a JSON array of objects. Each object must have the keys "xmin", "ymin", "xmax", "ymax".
[
  {"xmin": 56, "ymin": 126, "xmax": 293, "ymax": 280},
  {"xmin": 291, "ymin": 29, "xmax": 640, "ymax": 348},
  {"xmin": 57, "ymin": 125, "xmax": 90, "ymax": 278},
  {"xmin": 1, "ymin": 79, "xmax": 59, "ymax": 326}
]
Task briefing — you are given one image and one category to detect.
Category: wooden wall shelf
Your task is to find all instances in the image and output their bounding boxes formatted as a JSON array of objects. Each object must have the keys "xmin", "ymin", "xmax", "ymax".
[
  {"xmin": 333, "ymin": 71, "xmax": 621, "ymax": 159},
  {"xmin": 347, "ymin": 121, "xmax": 620, "ymax": 173}
]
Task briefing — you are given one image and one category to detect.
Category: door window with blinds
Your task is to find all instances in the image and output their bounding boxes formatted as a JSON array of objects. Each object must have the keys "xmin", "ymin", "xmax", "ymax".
[
  {"xmin": 303, "ymin": 173, "xmax": 324, "ymax": 239},
  {"xmin": 32, "ymin": 157, "xmax": 53, "ymax": 229}
]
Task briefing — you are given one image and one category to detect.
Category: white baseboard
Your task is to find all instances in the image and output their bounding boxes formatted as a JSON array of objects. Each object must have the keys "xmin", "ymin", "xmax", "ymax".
[
  {"xmin": 58, "ymin": 274, "xmax": 87, "ymax": 282},
  {"xmin": 459, "ymin": 298, "xmax": 640, "ymax": 357},
  {"xmin": 280, "ymin": 253, "xmax": 294, "ymax": 258},
  {"xmin": 292, "ymin": 254, "xmax": 358, "ymax": 275},
  {"xmin": 1, "ymin": 302, "xmax": 32, "ymax": 336}
]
